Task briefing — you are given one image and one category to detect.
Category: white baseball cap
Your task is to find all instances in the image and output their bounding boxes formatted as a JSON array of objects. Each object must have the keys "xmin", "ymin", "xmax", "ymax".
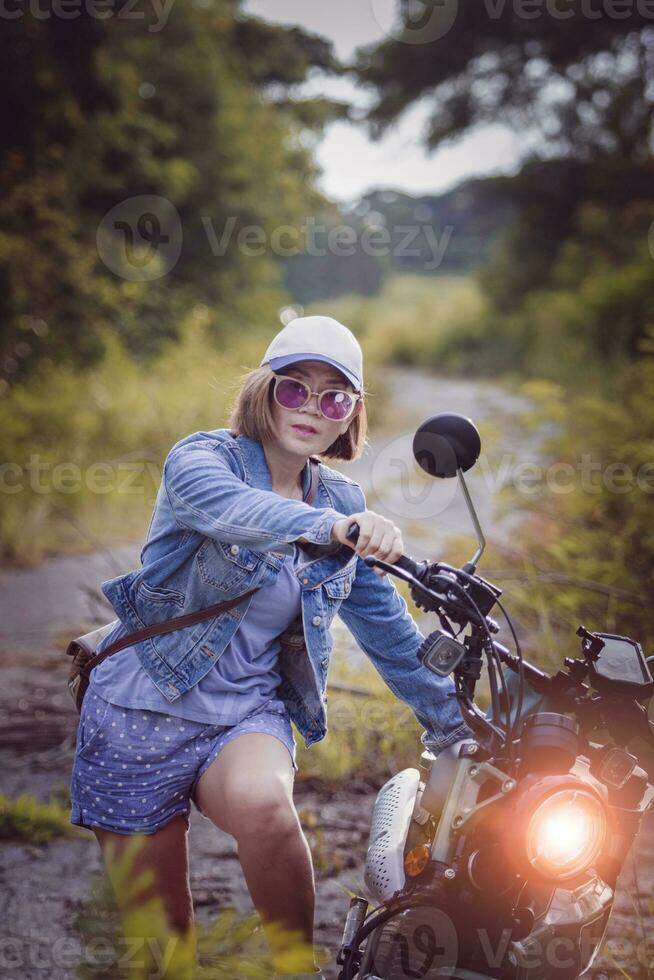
[{"xmin": 260, "ymin": 315, "xmax": 363, "ymax": 392}]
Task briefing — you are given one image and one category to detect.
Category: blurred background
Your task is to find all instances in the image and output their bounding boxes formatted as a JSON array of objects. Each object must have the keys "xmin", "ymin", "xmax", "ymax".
[
  {"xmin": 2, "ymin": 0, "xmax": 652, "ymax": 662},
  {"xmin": 1, "ymin": 2, "xmax": 653, "ymax": 976}
]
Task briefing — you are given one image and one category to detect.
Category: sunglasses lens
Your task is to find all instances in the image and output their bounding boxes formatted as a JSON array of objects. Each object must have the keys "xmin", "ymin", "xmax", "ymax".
[
  {"xmin": 320, "ymin": 390, "xmax": 354, "ymax": 421},
  {"xmin": 275, "ymin": 378, "xmax": 309, "ymax": 409}
]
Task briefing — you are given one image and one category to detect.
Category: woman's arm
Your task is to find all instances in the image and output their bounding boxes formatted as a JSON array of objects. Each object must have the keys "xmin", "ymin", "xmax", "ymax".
[
  {"xmin": 337, "ymin": 488, "xmax": 471, "ymax": 754},
  {"xmin": 163, "ymin": 441, "xmax": 347, "ymax": 552}
]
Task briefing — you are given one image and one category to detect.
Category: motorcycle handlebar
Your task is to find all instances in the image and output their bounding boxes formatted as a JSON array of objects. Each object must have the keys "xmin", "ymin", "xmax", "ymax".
[
  {"xmin": 346, "ymin": 525, "xmax": 654, "ymax": 766},
  {"xmin": 345, "ymin": 521, "xmax": 422, "ymax": 578}
]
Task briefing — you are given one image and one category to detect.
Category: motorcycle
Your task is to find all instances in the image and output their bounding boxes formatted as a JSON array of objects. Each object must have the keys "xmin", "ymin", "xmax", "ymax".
[{"xmin": 336, "ymin": 413, "xmax": 654, "ymax": 980}]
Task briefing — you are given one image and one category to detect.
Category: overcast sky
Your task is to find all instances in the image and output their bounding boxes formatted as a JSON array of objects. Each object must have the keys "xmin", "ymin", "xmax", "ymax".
[{"xmin": 243, "ymin": 0, "xmax": 524, "ymax": 204}]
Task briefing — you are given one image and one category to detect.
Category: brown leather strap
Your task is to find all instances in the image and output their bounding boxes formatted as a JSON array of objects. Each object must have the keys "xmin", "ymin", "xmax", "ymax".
[
  {"xmin": 83, "ymin": 457, "xmax": 321, "ymax": 676},
  {"xmin": 305, "ymin": 457, "xmax": 319, "ymax": 505},
  {"xmin": 81, "ymin": 588, "xmax": 261, "ymax": 677}
]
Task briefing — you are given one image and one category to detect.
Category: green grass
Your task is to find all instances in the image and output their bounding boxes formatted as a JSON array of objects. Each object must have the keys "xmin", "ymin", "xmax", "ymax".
[
  {"xmin": 296, "ymin": 605, "xmax": 431, "ymax": 787},
  {"xmin": 0, "ymin": 302, "xmax": 396, "ymax": 566},
  {"xmin": 306, "ymin": 273, "xmax": 485, "ymax": 373},
  {"xmin": 1, "ymin": 314, "xmax": 275, "ymax": 565},
  {"xmin": 0, "ymin": 792, "xmax": 81, "ymax": 844},
  {"xmin": 74, "ymin": 842, "xmax": 328, "ymax": 980}
]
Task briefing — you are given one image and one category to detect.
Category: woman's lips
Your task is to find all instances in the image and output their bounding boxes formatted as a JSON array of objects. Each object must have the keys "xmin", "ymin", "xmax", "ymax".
[{"xmin": 291, "ymin": 424, "xmax": 318, "ymax": 436}]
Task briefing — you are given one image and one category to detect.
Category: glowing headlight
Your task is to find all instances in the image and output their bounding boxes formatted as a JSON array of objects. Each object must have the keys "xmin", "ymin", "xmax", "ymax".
[{"xmin": 525, "ymin": 788, "xmax": 606, "ymax": 880}]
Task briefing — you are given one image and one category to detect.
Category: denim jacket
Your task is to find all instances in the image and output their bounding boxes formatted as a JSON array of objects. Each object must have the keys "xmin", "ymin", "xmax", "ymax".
[{"xmin": 99, "ymin": 429, "xmax": 470, "ymax": 752}]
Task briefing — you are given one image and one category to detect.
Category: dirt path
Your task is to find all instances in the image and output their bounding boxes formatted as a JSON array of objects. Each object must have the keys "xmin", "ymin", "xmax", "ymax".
[{"xmin": 1, "ymin": 367, "xmax": 651, "ymax": 979}]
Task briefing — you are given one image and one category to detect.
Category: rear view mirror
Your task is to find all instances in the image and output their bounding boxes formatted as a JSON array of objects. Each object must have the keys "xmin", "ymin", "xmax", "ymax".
[
  {"xmin": 413, "ymin": 413, "xmax": 485, "ymax": 572},
  {"xmin": 413, "ymin": 413, "xmax": 481, "ymax": 479}
]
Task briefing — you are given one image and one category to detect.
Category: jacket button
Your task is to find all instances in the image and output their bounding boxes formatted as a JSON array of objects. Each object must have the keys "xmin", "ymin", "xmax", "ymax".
[
  {"xmin": 302, "ymin": 577, "xmax": 309, "ymax": 585},
  {"xmin": 230, "ymin": 545, "xmax": 240, "ymax": 555},
  {"xmin": 312, "ymin": 615, "xmax": 322, "ymax": 626},
  {"xmin": 321, "ymin": 656, "xmax": 329, "ymax": 668}
]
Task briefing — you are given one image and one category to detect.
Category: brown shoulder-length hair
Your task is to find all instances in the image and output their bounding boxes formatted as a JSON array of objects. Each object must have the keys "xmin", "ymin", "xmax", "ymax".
[{"xmin": 227, "ymin": 365, "xmax": 369, "ymax": 462}]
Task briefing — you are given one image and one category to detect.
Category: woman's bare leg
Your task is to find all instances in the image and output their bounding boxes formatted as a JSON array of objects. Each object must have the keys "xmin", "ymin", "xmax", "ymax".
[
  {"xmin": 194, "ymin": 733, "xmax": 318, "ymax": 974},
  {"xmin": 92, "ymin": 814, "xmax": 196, "ymax": 974}
]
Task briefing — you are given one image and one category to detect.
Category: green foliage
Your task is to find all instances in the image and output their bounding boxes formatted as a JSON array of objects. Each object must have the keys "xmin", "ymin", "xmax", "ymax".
[
  {"xmin": 281, "ymin": 177, "xmax": 516, "ymax": 305},
  {"xmin": 75, "ymin": 840, "xmax": 326, "ymax": 979},
  {"xmin": 0, "ymin": 317, "xmax": 266, "ymax": 564},
  {"xmin": 282, "ymin": 204, "xmax": 385, "ymax": 306},
  {"xmin": 485, "ymin": 333, "xmax": 654, "ymax": 660},
  {"xmin": 305, "ymin": 273, "xmax": 484, "ymax": 376},
  {"xmin": 0, "ymin": 0, "xmax": 344, "ymax": 389},
  {"xmin": 432, "ymin": 196, "xmax": 654, "ymax": 383},
  {"xmin": 356, "ymin": 7, "xmax": 653, "ymax": 162},
  {"xmin": 0, "ymin": 793, "xmax": 80, "ymax": 843},
  {"xmin": 296, "ymin": 621, "xmax": 427, "ymax": 786}
]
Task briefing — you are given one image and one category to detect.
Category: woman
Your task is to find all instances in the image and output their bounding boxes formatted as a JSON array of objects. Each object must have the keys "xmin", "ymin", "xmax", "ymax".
[{"xmin": 69, "ymin": 315, "xmax": 470, "ymax": 979}]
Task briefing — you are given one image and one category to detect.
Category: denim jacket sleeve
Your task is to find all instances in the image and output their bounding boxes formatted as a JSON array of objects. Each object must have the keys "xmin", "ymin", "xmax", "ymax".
[
  {"xmin": 337, "ymin": 493, "xmax": 471, "ymax": 754},
  {"xmin": 163, "ymin": 442, "xmax": 346, "ymax": 552},
  {"xmin": 338, "ymin": 557, "xmax": 471, "ymax": 753}
]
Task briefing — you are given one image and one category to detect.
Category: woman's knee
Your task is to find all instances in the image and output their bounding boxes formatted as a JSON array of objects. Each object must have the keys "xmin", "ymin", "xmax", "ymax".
[
  {"xmin": 227, "ymin": 778, "xmax": 299, "ymax": 844},
  {"xmin": 195, "ymin": 732, "xmax": 296, "ymax": 837}
]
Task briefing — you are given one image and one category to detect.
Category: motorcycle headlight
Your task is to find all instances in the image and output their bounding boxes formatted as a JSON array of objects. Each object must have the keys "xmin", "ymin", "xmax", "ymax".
[
  {"xmin": 524, "ymin": 787, "xmax": 606, "ymax": 880},
  {"xmin": 500, "ymin": 775, "xmax": 609, "ymax": 883}
]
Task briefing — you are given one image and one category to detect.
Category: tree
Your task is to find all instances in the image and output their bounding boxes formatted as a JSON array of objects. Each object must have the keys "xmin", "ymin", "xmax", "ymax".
[
  {"xmin": 0, "ymin": 0, "xmax": 349, "ymax": 387},
  {"xmin": 352, "ymin": 1, "xmax": 654, "ymax": 163}
]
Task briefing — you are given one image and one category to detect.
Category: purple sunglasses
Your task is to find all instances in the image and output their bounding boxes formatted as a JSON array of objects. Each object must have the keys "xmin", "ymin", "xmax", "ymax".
[{"xmin": 271, "ymin": 373, "xmax": 361, "ymax": 422}]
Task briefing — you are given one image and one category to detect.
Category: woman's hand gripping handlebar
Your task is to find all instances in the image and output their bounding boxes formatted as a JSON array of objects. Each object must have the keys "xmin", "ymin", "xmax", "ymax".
[{"xmin": 330, "ymin": 513, "xmax": 406, "ymax": 578}]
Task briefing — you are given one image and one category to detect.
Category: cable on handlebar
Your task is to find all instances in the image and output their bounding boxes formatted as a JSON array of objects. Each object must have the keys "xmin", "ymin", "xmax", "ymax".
[
  {"xmin": 440, "ymin": 574, "xmax": 513, "ymax": 757},
  {"xmin": 493, "ymin": 593, "xmax": 525, "ymax": 746},
  {"xmin": 345, "ymin": 521, "xmax": 522, "ymax": 758}
]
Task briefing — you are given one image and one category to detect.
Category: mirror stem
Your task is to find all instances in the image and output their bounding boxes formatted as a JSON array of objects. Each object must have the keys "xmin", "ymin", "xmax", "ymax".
[{"xmin": 457, "ymin": 468, "xmax": 485, "ymax": 572}]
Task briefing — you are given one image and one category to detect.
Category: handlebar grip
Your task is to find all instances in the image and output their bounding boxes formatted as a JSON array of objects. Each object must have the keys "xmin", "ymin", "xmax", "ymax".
[
  {"xmin": 344, "ymin": 521, "xmax": 421, "ymax": 578},
  {"xmin": 345, "ymin": 521, "xmax": 360, "ymax": 545},
  {"xmin": 394, "ymin": 554, "xmax": 421, "ymax": 577}
]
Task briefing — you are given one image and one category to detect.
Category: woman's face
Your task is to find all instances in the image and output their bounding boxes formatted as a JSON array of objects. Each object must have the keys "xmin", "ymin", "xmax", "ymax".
[{"xmin": 269, "ymin": 359, "xmax": 362, "ymax": 457}]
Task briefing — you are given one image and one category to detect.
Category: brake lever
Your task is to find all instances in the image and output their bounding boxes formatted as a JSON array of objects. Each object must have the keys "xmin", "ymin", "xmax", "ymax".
[{"xmin": 362, "ymin": 554, "xmax": 415, "ymax": 584}]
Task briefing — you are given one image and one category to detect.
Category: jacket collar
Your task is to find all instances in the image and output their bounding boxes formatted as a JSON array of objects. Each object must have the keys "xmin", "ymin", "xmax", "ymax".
[
  {"xmin": 229, "ymin": 432, "xmax": 315, "ymax": 499},
  {"xmin": 224, "ymin": 430, "xmax": 356, "ymax": 582}
]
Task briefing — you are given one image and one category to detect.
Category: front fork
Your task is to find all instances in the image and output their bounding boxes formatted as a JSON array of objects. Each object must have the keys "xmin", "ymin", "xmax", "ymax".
[{"xmin": 337, "ymin": 896, "xmax": 369, "ymax": 978}]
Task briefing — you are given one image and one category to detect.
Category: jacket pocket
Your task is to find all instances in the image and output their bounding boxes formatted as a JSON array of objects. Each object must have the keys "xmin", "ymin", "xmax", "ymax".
[
  {"xmin": 323, "ymin": 569, "xmax": 355, "ymax": 601},
  {"xmin": 196, "ymin": 539, "xmax": 262, "ymax": 592},
  {"xmin": 137, "ymin": 581, "xmax": 186, "ymax": 607}
]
